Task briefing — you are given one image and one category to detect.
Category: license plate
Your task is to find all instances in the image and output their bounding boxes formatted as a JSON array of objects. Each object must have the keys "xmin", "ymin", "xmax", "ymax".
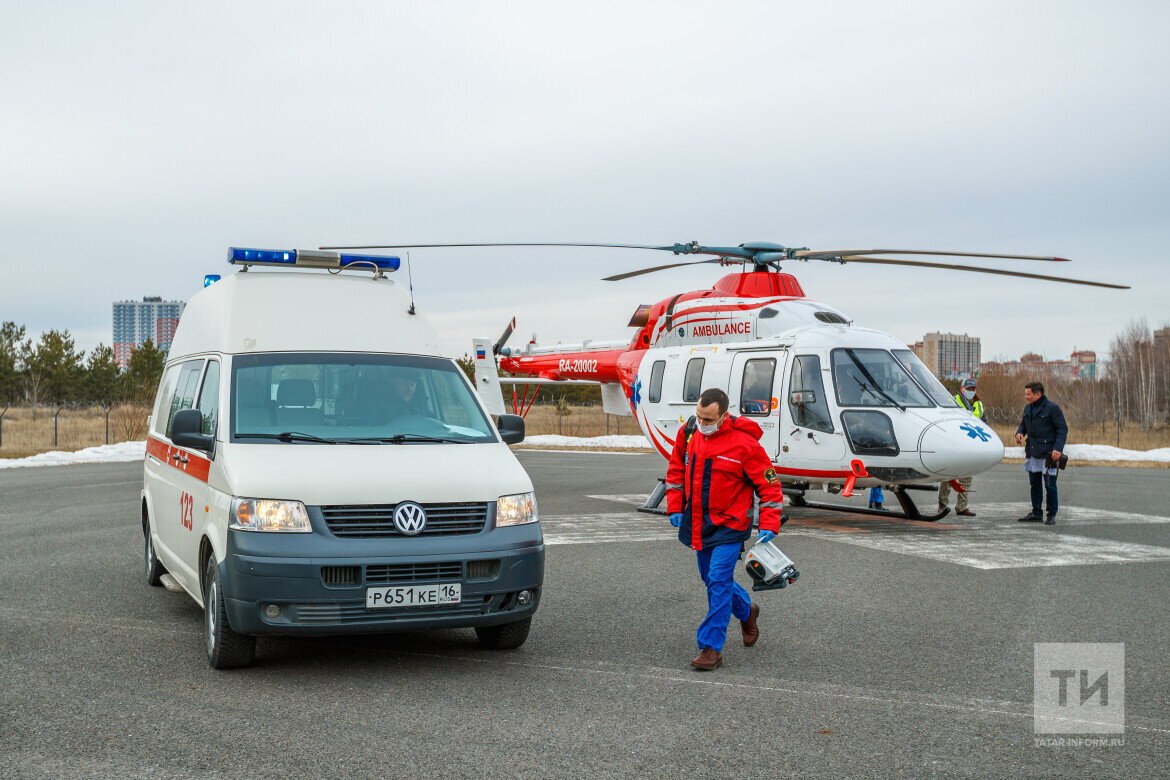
[{"xmin": 366, "ymin": 582, "xmax": 461, "ymax": 609}]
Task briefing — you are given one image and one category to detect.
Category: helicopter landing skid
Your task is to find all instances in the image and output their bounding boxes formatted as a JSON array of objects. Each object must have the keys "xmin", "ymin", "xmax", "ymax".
[
  {"xmin": 784, "ymin": 484, "xmax": 952, "ymax": 522},
  {"xmin": 637, "ymin": 477, "xmax": 669, "ymax": 516}
]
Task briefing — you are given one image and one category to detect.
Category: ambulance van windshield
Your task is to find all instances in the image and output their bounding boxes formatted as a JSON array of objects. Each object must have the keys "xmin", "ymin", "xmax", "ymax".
[{"xmin": 231, "ymin": 353, "xmax": 497, "ymax": 444}]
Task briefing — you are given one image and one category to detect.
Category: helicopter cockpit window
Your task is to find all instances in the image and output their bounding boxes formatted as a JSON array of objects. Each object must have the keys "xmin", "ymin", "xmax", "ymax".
[
  {"xmin": 891, "ymin": 349, "xmax": 958, "ymax": 407},
  {"xmin": 841, "ymin": 411, "xmax": 900, "ymax": 456},
  {"xmin": 739, "ymin": 358, "xmax": 776, "ymax": 416},
  {"xmin": 648, "ymin": 360, "xmax": 666, "ymax": 404},
  {"xmin": 758, "ymin": 307, "xmax": 779, "ymax": 319},
  {"xmin": 788, "ymin": 355, "xmax": 833, "ymax": 433},
  {"xmin": 683, "ymin": 358, "xmax": 705, "ymax": 402},
  {"xmin": 814, "ymin": 311, "xmax": 848, "ymax": 324},
  {"xmin": 831, "ymin": 348, "xmax": 933, "ymax": 408}
]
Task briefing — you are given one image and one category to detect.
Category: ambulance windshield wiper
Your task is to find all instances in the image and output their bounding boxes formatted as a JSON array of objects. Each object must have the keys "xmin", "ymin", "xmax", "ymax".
[
  {"xmin": 350, "ymin": 434, "xmax": 473, "ymax": 444},
  {"xmin": 236, "ymin": 431, "xmax": 342, "ymax": 444}
]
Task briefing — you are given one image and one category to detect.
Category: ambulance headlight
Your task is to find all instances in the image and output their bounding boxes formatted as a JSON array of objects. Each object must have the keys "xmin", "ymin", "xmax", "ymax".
[
  {"xmin": 496, "ymin": 492, "xmax": 538, "ymax": 526},
  {"xmin": 231, "ymin": 499, "xmax": 312, "ymax": 533}
]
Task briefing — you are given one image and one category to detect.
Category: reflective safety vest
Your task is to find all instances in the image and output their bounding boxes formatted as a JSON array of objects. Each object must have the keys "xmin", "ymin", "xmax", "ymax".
[{"xmin": 955, "ymin": 393, "xmax": 986, "ymax": 421}]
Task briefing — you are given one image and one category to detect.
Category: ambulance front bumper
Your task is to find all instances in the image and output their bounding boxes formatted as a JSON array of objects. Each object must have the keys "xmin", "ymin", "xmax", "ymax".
[{"xmin": 220, "ymin": 524, "xmax": 544, "ymax": 636}]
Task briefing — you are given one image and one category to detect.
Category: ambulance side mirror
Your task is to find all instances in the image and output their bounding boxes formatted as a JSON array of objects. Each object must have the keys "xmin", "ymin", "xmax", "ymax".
[
  {"xmin": 172, "ymin": 409, "xmax": 214, "ymax": 453},
  {"xmin": 497, "ymin": 414, "xmax": 525, "ymax": 445}
]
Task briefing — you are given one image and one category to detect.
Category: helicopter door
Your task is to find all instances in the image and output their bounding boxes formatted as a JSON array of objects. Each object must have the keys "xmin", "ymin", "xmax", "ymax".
[
  {"xmin": 781, "ymin": 353, "xmax": 847, "ymax": 467},
  {"xmin": 729, "ymin": 352, "xmax": 785, "ymax": 458}
]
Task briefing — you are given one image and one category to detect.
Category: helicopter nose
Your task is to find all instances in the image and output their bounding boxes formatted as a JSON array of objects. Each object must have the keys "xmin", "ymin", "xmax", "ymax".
[{"xmin": 918, "ymin": 418, "xmax": 1005, "ymax": 478}]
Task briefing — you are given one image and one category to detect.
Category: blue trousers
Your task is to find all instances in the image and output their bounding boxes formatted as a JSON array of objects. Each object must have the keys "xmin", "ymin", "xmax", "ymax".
[
  {"xmin": 869, "ymin": 486, "xmax": 883, "ymax": 505},
  {"xmin": 695, "ymin": 542, "xmax": 753, "ymax": 652},
  {"xmin": 1029, "ymin": 471, "xmax": 1059, "ymax": 517}
]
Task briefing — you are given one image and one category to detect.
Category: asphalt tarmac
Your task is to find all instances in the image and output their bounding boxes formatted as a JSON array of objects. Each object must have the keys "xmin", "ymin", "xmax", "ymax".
[{"xmin": 2, "ymin": 453, "xmax": 1167, "ymax": 778}]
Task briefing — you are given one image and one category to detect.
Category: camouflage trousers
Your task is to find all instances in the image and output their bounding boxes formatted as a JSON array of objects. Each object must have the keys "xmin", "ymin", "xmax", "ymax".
[{"xmin": 938, "ymin": 476, "xmax": 973, "ymax": 512}]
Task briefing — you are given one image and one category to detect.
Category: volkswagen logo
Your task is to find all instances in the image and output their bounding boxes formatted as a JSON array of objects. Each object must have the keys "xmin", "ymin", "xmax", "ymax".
[{"xmin": 393, "ymin": 502, "xmax": 427, "ymax": 535}]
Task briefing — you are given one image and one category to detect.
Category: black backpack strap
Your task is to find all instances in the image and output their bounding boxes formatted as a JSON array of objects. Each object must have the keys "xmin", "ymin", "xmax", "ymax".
[{"xmin": 683, "ymin": 414, "xmax": 698, "ymax": 443}]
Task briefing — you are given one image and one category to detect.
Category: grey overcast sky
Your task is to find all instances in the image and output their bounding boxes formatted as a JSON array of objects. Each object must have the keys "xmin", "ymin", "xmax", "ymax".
[{"xmin": 2, "ymin": 1, "xmax": 1167, "ymax": 361}]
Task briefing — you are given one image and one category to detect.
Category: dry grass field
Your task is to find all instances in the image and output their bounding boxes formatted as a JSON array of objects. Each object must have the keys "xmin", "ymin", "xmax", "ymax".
[
  {"xmin": 2, "ymin": 404, "xmax": 1166, "ymax": 460},
  {"xmin": 0, "ymin": 405, "xmax": 150, "ymax": 459}
]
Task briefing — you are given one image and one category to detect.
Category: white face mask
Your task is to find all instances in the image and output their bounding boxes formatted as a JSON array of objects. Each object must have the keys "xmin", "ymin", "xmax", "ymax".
[
  {"xmin": 698, "ymin": 416, "xmax": 724, "ymax": 436},
  {"xmin": 961, "ymin": 388, "xmax": 975, "ymax": 400}
]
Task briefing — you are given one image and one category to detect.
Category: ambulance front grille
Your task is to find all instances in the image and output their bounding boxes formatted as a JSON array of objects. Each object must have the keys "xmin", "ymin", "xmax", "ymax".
[
  {"xmin": 321, "ymin": 502, "xmax": 489, "ymax": 537},
  {"xmin": 365, "ymin": 561, "xmax": 463, "ymax": 585},
  {"xmin": 294, "ymin": 600, "xmax": 487, "ymax": 625}
]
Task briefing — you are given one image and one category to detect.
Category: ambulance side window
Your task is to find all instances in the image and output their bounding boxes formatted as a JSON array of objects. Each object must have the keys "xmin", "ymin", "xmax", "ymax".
[
  {"xmin": 788, "ymin": 355, "xmax": 834, "ymax": 433},
  {"xmin": 151, "ymin": 364, "xmax": 182, "ymax": 436},
  {"xmin": 195, "ymin": 360, "xmax": 220, "ymax": 436},
  {"xmin": 165, "ymin": 360, "xmax": 205, "ymax": 438},
  {"xmin": 739, "ymin": 358, "xmax": 775, "ymax": 416},
  {"xmin": 682, "ymin": 358, "xmax": 705, "ymax": 402},
  {"xmin": 648, "ymin": 361, "xmax": 666, "ymax": 403}
]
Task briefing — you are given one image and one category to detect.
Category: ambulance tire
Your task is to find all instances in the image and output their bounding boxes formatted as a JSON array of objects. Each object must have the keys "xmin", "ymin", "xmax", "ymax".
[
  {"xmin": 475, "ymin": 617, "xmax": 532, "ymax": 650},
  {"xmin": 203, "ymin": 558, "xmax": 256, "ymax": 669},
  {"xmin": 143, "ymin": 518, "xmax": 165, "ymax": 587}
]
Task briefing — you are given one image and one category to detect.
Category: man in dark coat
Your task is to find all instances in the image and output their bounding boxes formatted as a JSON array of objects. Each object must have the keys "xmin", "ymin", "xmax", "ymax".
[{"xmin": 1015, "ymin": 381, "xmax": 1068, "ymax": 524}]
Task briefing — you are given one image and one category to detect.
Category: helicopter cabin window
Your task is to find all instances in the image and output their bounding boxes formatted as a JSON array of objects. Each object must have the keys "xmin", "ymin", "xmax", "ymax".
[
  {"xmin": 683, "ymin": 358, "xmax": 705, "ymax": 402},
  {"xmin": 841, "ymin": 411, "xmax": 900, "ymax": 456},
  {"xmin": 788, "ymin": 355, "xmax": 833, "ymax": 433},
  {"xmin": 648, "ymin": 360, "xmax": 666, "ymax": 404},
  {"xmin": 739, "ymin": 358, "xmax": 776, "ymax": 416},
  {"xmin": 831, "ymin": 348, "xmax": 932, "ymax": 408}
]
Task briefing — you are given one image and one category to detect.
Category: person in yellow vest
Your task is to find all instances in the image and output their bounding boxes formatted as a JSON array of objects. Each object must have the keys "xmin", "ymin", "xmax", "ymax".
[{"xmin": 939, "ymin": 378, "xmax": 986, "ymax": 516}]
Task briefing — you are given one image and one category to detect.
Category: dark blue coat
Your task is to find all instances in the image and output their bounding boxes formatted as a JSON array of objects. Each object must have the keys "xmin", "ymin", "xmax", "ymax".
[{"xmin": 1017, "ymin": 396, "xmax": 1068, "ymax": 459}]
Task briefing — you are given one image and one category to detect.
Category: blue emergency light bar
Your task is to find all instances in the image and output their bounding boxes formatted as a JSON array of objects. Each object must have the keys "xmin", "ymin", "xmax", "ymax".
[{"xmin": 227, "ymin": 247, "xmax": 400, "ymax": 271}]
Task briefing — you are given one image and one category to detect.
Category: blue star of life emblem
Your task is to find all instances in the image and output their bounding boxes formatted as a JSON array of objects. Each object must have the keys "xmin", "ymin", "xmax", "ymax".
[
  {"xmin": 960, "ymin": 422, "xmax": 991, "ymax": 442},
  {"xmin": 629, "ymin": 377, "xmax": 642, "ymax": 409},
  {"xmin": 677, "ymin": 327, "xmax": 685, "ymax": 337}
]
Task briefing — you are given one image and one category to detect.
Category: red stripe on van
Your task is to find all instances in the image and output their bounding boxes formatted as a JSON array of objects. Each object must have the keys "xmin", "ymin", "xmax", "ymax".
[{"xmin": 147, "ymin": 435, "xmax": 211, "ymax": 483}]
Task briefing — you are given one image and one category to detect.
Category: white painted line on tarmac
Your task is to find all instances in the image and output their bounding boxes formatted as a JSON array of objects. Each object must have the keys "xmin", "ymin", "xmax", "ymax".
[
  {"xmin": 543, "ymin": 512, "xmax": 671, "ymax": 545},
  {"xmin": 975, "ymin": 503, "xmax": 1170, "ymax": 525},
  {"xmin": 807, "ymin": 527, "xmax": 1170, "ymax": 569}
]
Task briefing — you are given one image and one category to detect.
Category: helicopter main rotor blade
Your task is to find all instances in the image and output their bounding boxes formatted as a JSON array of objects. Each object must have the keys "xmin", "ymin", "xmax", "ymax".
[
  {"xmin": 837, "ymin": 256, "xmax": 1128, "ymax": 289},
  {"xmin": 601, "ymin": 258, "xmax": 726, "ymax": 281},
  {"xmin": 320, "ymin": 242, "xmax": 678, "ymax": 252},
  {"xmin": 796, "ymin": 249, "xmax": 1069, "ymax": 262}
]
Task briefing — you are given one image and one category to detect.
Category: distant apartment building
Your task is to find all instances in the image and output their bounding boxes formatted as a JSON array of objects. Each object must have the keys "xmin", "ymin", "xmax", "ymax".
[
  {"xmin": 113, "ymin": 296, "xmax": 186, "ymax": 369},
  {"xmin": 979, "ymin": 349, "xmax": 1098, "ymax": 380},
  {"xmin": 914, "ymin": 332, "xmax": 981, "ymax": 379}
]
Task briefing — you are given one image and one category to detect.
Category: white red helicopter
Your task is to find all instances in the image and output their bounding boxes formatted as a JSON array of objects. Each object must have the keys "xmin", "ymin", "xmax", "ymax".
[{"xmin": 323, "ymin": 241, "xmax": 1127, "ymax": 521}]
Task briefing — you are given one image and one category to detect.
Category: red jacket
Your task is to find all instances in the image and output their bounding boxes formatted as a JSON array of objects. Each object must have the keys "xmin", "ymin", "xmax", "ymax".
[{"xmin": 665, "ymin": 414, "xmax": 784, "ymax": 550}]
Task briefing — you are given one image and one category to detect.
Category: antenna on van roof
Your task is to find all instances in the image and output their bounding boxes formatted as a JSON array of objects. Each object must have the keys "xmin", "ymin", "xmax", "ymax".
[{"xmin": 406, "ymin": 251, "xmax": 416, "ymax": 315}]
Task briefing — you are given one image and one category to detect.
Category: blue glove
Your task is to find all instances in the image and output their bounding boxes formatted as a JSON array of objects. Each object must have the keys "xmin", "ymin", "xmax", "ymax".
[
  {"xmin": 757, "ymin": 529, "xmax": 776, "ymax": 545},
  {"xmin": 669, "ymin": 512, "xmax": 683, "ymax": 528}
]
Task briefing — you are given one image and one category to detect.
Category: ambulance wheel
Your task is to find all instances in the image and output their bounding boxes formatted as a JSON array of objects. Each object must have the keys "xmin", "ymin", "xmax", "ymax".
[
  {"xmin": 475, "ymin": 617, "xmax": 531, "ymax": 650},
  {"xmin": 203, "ymin": 558, "xmax": 256, "ymax": 669},
  {"xmin": 144, "ymin": 518, "xmax": 165, "ymax": 587}
]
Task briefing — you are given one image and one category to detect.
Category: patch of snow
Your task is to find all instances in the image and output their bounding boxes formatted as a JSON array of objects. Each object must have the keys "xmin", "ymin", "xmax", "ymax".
[
  {"xmin": 0, "ymin": 441, "xmax": 146, "ymax": 470},
  {"xmin": 1003, "ymin": 444, "xmax": 1170, "ymax": 463},
  {"xmin": 520, "ymin": 434, "xmax": 652, "ymax": 450}
]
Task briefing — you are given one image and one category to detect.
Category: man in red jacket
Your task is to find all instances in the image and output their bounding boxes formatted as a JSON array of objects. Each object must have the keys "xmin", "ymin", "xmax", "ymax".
[{"xmin": 666, "ymin": 388, "xmax": 784, "ymax": 671}]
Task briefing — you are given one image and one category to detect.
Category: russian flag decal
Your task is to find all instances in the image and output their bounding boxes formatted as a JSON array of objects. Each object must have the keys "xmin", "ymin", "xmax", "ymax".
[{"xmin": 476, "ymin": 349, "xmax": 486, "ymax": 359}]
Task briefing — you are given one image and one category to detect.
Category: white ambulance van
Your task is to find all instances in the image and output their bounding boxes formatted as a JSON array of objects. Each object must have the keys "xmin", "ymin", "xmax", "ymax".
[{"xmin": 141, "ymin": 248, "xmax": 542, "ymax": 668}]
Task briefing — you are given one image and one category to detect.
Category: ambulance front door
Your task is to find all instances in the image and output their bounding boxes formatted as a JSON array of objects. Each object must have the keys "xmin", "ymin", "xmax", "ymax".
[{"xmin": 728, "ymin": 351, "xmax": 786, "ymax": 459}]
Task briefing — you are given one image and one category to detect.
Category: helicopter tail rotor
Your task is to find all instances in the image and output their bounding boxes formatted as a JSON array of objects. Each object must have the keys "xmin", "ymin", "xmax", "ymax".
[{"xmin": 493, "ymin": 317, "xmax": 517, "ymax": 356}]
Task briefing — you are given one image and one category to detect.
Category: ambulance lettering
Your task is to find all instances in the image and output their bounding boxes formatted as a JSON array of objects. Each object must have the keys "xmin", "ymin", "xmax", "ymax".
[{"xmin": 691, "ymin": 321, "xmax": 750, "ymax": 338}]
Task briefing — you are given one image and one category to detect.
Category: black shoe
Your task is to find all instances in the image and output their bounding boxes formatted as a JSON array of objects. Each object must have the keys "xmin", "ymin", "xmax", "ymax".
[
  {"xmin": 1018, "ymin": 513, "xmax": 1042, "ymax": 523},
  {"xmin": 869, "ymin": 502, "xmax": 883, "ymax": 510},
  {"xmin": 1044, "ymin": 515, "xmax": 1056, "ymax": 525}
]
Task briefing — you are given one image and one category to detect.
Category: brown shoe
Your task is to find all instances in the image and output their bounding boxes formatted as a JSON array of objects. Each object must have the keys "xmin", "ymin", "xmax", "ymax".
[
  {"xmin": 957, "ymin": 509, "xmax": 976, "ymax": 517},
  {"xmin": 741, "ymin": 603, "xmax": 760, "ymax": 647},
  {"xmin": 691, "ymin": 647, "xmax": 722, "ymax": 671}
]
